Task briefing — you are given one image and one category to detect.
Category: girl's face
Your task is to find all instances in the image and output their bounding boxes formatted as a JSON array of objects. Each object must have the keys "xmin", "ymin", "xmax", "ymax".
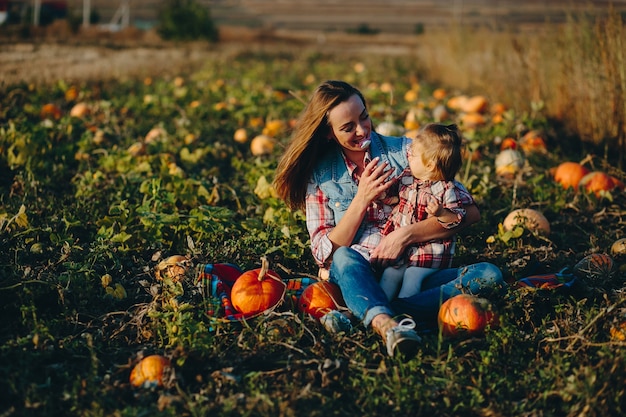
[
  {"xmin": 326, "ymin": 94, "xmax": 372, "ymax": 153},
  {"xmin": 408, "ymin": 141, "xmax": 434, "ymax": 180}
]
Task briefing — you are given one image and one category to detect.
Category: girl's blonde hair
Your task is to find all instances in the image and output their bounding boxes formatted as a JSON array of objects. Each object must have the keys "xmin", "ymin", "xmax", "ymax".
[
  {"xmin": 273, "ymin": 81, "xmax": 367, "ymax": 210},
  {"xmin": 412, "ymin": 123, "xmax": 463, "ymax": 181}
]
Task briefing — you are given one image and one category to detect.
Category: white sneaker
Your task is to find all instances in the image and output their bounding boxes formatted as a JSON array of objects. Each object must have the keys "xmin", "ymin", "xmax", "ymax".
[{"xmin": 385, "ymin": 317, "xmax": 421, "ymax": 358}]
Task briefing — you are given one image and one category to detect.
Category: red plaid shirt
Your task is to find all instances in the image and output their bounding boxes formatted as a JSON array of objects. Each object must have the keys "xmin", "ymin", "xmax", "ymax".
[
  {"xmin": 381, "ymin": 169, "xmax": 474, "ymax": 268},
  {"xmin": 306, "ymin": 151, "xmax": 399, "ymax": 267}
]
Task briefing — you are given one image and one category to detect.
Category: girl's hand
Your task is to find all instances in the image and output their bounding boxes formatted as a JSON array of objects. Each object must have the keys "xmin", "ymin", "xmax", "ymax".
[
  {"xmin": 355, "ymin": 157, "xmax": 395, "ymax": 205},
  {"xmin": 426, "ymin": 199, "xmax": 444, "ymax": 218}
]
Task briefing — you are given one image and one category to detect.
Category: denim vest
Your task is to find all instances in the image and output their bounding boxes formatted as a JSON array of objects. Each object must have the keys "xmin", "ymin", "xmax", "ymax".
[{"xmin": 312, "ymin": 132, "xmax": 410, "ymax": 232}]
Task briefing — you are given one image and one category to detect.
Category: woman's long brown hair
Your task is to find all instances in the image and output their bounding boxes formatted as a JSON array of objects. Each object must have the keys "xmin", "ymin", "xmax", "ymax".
[{"xmin": 273, "ymin": 81, "xmax": 366, "ymax": 210}]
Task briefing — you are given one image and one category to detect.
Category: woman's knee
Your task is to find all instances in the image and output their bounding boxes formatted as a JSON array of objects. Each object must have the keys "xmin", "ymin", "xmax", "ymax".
[
  {"xmin": 331, "ymin": 246, "xmax": 360, "ymax": 268},
  {"xmin": 480, "ymin": 262, "xmax": 503, "ymax": 280},
  {"xmin": 474, "ymin": 262, "xmax": 506, "ymax": 288},
  {"xmin": 458, "ymin": 262, "xmax": 505, "ymax": 293},
  {"xmin": 332, "ymin": 246, "xmax": 351, "ymax": 261}
]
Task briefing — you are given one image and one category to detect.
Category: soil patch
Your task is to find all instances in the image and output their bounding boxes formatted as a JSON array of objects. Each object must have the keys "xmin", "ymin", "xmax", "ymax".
[{"xmin": 1, "ymin": 24, "xmax": 422, "ymax": 86}]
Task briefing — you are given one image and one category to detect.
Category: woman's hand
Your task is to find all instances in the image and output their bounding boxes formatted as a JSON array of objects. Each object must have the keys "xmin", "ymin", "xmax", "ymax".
[
  {"xmin": 354, "ymin": 157, "xmax": 395, "ymax": 205},
  {"xmin": 370, "ymin": 204, "xmax": 481, "ymax": 268},
  {"xmin": 370, "ymin": 226, "xmax": 410, "ymax": 268},
  {"xmin": 326, "ymin": 157, "xmax": 396, "ymax": 253}
]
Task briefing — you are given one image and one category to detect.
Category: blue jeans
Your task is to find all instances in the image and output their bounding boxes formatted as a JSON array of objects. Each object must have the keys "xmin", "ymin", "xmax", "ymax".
[{"xmin": 329, "ymin": 246, "xmax": 506, "ymax": 329}]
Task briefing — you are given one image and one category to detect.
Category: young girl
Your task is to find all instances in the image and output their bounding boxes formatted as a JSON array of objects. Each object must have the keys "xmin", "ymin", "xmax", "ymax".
[{"xmin": 379, "ymin": 123, "xmax": 474, "ymax": 301}]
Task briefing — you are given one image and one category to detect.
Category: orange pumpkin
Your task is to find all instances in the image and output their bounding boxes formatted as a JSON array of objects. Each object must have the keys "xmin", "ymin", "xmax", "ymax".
[
  {"xmin": 404, "ymin": 89, "xmax": 419, "ymax": 102},
  {"xmin": 250, "ymin": 134, "xmax": 276, "ymax": 156},
  {"xmin": 446, "ymin": 95, "xmax": 468, "ymax": 111},
  {"xmin": 248, "ymin": 116, "xmax": 264, "ymax": 128},
  {"xmin": 353, "ymin": 62, "xmax": 366, "ymax": 73},
  {"xmin": 432, "ymin": 88, "xmax": 447, "ymax": 100},
  {"xmin": 40, "ymin": 103, "xmax": 62, "ymax": 120},
  {"xmin": 438, "ymin": 294, "xmax": 498, "ymax": 338},
  {"xmin": 233, "ymin": 127, "xmax": 248, "ymax": 144},
  {"xmin": 553, "ymin": 162, "xmax": 590, "ymax": 190},
  {"xmin": 579, "ymin": 171, "xmax": 624, "ymax": 196},
  {"xmin": 490, "ymin": 102, "xmax": 507, "ymax": 115},
  {"xmin": 65, "ymin": 86, "xmax": 79, "ymax": 101},
  {"xmin": 145, "ymin": 127, "xmax": 167, "ymax": 143},
  {"xmin": 130, "ymin": 355, "xmax": 171, "ymax": 388},
  {"xmin": 610, "ymin": 321, "xmax": 626, "ymax": 341},
  {"xmin": 297, "ymin": 281, "xmax": 346, "ymax": 319},
  {"xmin": 499, "ymin": 137, "xmax": 517, "ymax": 151},
  {"xmin": 213, "ymin": 101, "xmax": 228, "ymax": 111},
  {"xmin": 262, "ymin": 119, "xmax": 287, "ymax": 137},
  {"xmin": 230, "ymin": 257, "xmax": 286, "ymax": 318},
  {"xmin": 405, "ymin": 129, "xmax": 420, "ymax": 139},
  {"xmin": 613, "ymin": 177, "xmax": 626, "ymax": 190},
  {"xmin": 379, "ymin": 82, "xmax": 393, "ymax": 93},
  {"xmin": 460, "ymin": 112, "xmax": 486, "ymax": 128},
  {"xmin": 460, "ymin": 95, "xmax": 489, "ymax": 114},
  {"xmin": 69, "ymin": 102, "xmax": 91, "ymax": 119},
  {"xmin": 519, "ymin": 130, "xmax": 547, "ymax": 154},
  {"xmin": 127, "ymin": 141, "xmax": 146, "ymax": 157}
]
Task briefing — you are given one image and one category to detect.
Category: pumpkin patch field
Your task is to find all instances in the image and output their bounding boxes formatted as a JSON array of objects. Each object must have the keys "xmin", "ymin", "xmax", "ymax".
[{"xmin": 1, "ymin": 38, "xmax": 626, "ymax": 416}]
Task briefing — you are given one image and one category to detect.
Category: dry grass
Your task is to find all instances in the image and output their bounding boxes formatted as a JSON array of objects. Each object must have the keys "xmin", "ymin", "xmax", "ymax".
[{"xmin": 407, "ymin": 11, "xmax": 626, "ymax": 165}]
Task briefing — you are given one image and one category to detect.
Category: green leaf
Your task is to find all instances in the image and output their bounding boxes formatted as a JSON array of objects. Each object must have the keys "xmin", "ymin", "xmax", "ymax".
[{"xmin": 110, "ymin": 231, "xmax": 132, "ymax": 243}]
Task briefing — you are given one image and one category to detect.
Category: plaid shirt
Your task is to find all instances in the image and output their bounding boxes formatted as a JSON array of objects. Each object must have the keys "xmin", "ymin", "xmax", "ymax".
[
  {"xmin": 306, "ymin": 151, "xmax": 399, "ymax": 267},
  {"xmin": 381, "ymin": 169, "xmax": 474, "ymax": 268}
]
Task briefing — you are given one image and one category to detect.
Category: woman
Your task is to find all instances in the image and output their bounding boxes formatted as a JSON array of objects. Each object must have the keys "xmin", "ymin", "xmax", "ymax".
[{"xmin": 273, "ymin": 80, "xmax": 504, "ymax": 358}]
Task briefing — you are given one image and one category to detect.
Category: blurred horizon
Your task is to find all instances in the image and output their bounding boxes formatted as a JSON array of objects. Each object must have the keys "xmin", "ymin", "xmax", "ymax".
[{"xmin": 7, "ymin": 0, "xmax": 626, "ymax": 34}]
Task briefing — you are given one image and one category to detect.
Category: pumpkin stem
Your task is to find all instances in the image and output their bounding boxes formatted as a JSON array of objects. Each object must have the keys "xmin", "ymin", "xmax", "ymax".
[
  {"xmin": 578, "ymin": 153, "xmax": 593, "ymax": 168},
  {"xmin": 258, "ymin": 255, "xmax": 269, "ymax": 281}
]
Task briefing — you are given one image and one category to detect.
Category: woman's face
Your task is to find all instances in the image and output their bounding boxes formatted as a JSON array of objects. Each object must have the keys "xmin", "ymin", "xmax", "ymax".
[{"xmin": 326, "ymin": 94, "xmax": 372, "ymax": 152}]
